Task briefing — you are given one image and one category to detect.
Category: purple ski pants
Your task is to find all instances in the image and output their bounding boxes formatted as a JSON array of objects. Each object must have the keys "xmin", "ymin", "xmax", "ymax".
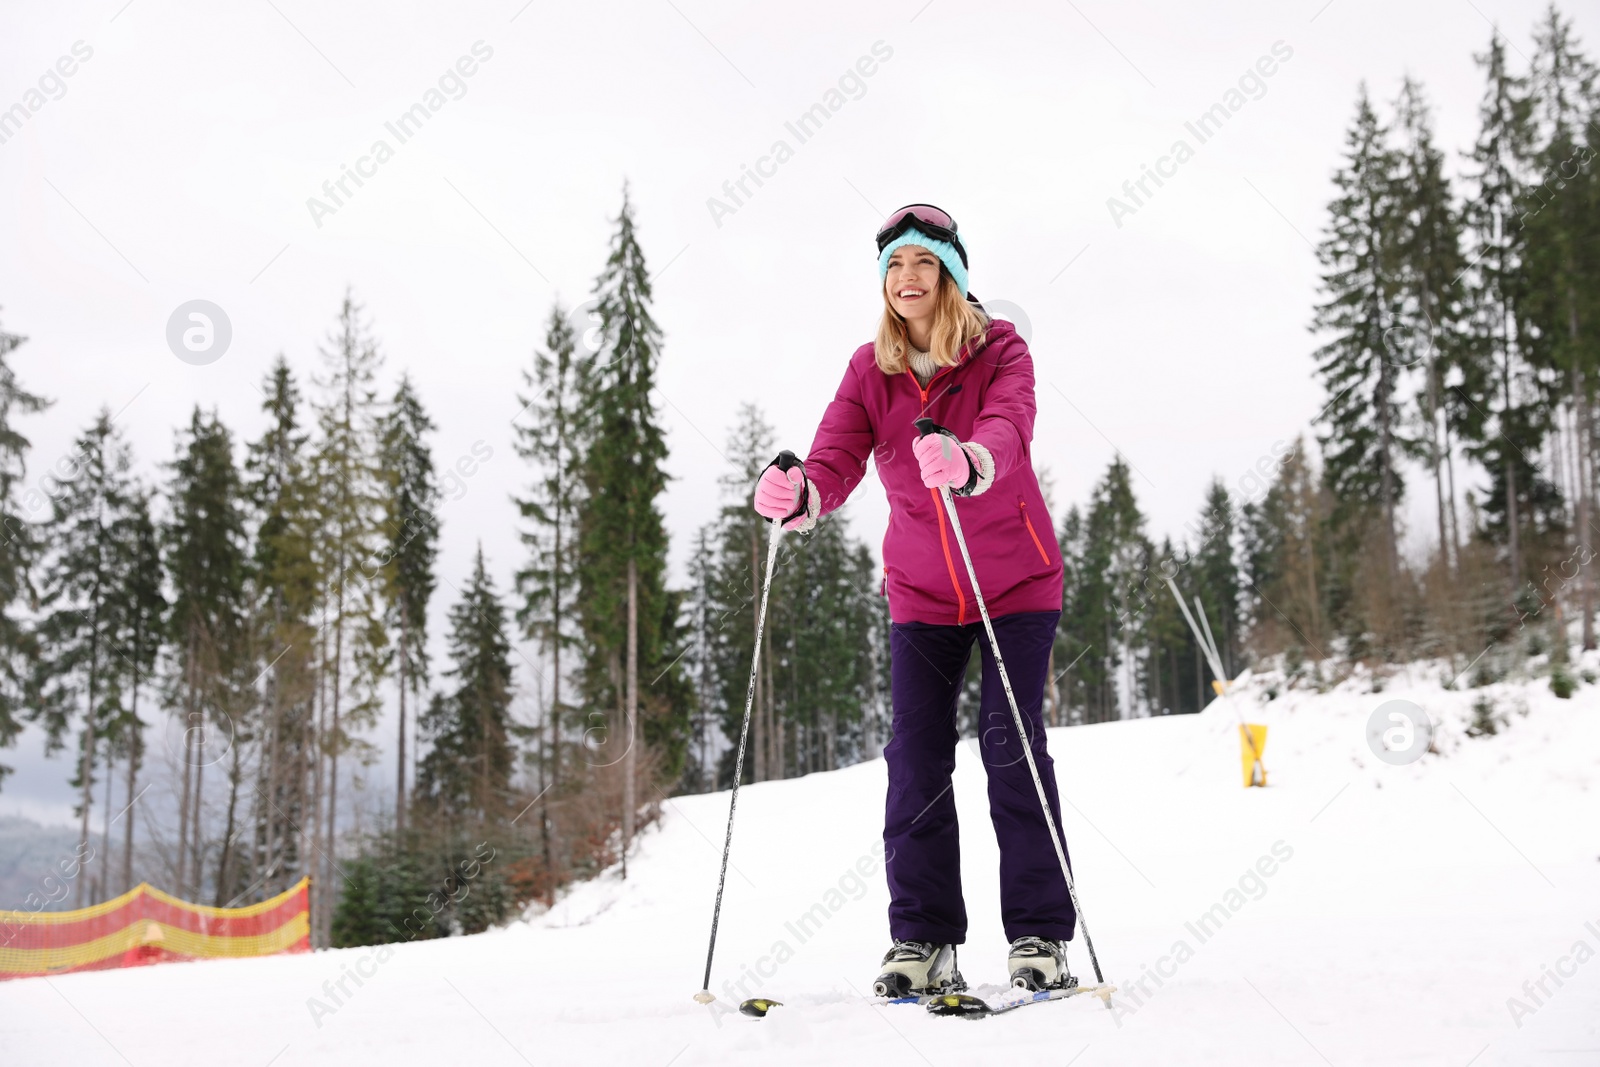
[{"xmin": 883, "ymin": 609, "xmax": 1076, "ymax": 945}]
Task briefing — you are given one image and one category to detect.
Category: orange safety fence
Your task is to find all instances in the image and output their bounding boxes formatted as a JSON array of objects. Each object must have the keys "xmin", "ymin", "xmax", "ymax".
[{"xmin": 0, "ymin": 878, "xmax": 310, "ymax": 981}]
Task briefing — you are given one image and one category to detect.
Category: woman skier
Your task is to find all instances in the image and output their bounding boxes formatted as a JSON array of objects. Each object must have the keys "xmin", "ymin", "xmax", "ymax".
[{"xmin": 751, "ymin": 204, "xmax": 1078, "ymax": 996}]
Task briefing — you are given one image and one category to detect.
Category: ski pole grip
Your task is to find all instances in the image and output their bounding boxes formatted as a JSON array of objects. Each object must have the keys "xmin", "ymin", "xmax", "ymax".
[
  {"xmin": 915, "ymin": 417, "xmax": 954, "ymax": 439},
  {"xmin": 767, "ymin": 451, "xmax": 808, "ymax": 528}
]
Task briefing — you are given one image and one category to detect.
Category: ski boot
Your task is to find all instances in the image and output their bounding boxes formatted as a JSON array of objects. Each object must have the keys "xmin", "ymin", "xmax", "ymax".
[
  {"xmin": 872, "ymin": 940, "xmax": 965, "ymax": 998},
  {"xmin": 1008, "ymin": 936, "xmax": 1075, "ymax": 991}
]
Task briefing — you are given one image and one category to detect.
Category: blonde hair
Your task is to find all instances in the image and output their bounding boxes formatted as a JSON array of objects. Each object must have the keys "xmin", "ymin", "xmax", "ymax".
[{"xmin": 874, "ymin": 264, "xmax": 991, "ymax": 376}]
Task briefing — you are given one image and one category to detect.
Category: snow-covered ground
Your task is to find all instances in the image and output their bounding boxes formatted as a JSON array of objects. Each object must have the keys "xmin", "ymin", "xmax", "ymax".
[{"xmin": 4, "ymin": 663, "xmax": 1598, "ymax": 1066}]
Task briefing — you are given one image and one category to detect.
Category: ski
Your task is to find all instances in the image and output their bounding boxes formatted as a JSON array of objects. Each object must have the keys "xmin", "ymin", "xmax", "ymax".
[
  {"xmin": 925, "ymin": 981, "xmax": 1116, "ymax": 1018},
  {"xmin": 882, "ymin": 993, "xmax": 945, "ymax": 1007},
  {"xmin": 737, "ymin": 992, "xmax": 938, "ymax": 1018}
]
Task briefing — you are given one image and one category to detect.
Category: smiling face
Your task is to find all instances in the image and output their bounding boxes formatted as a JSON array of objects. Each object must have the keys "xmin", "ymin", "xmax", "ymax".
[{"xmin": 884, "ymin": 244, "xmax": 943, "ymax": 327}]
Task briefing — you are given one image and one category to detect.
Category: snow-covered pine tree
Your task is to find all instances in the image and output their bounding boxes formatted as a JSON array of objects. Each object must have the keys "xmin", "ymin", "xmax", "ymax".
[
  {"xmin": 0, "ymin": 314, "xmax": 49, "ymax": 790},
  {"xmin": 417, "ymin": 546, "xmax": 514, "ymax": 821},
  {"xmin": 1190, "ymin": 477, "xmax": 1243, "ymax": 681},
  {"xmin": 32, "ymin": 411, "xmax": 137, "ymax": 907},
  {"xmin": 1391, "ymin": 76, "xmax": 1467, "ymax": 573},
  {"xmin": 1055, "ymin": 504, "xmax": 1089, "ymax": 724},
  {"xmin": 311, "ymin": 292, "xmax": 386, "ymax": 940},
  {"xmin": 513, "ymin": 302, "xmax": 584, "ymax": 867},
  {"xmin": 574, "ymin": 184, "xmax": 681, "ymax": 872},
  {"xmin": 1240, "ymin": 437, "xmax": 1330, "ymax": 660},
  {"xmin": 1064, "ymin": 457, "xmax": 1150, "ymax": 721},
  {"xmin": 245, "ymin": 358, "xmax": 320, "ymax": 899},
  {"xmin": 1313, "ymin": 84, "xmax": 1410, "ymax": 583},
  {"xmin": 164, "ymin": 407, "xmax": 249, "ymax": 900},
  {"xmin": 1458, "ymin": 30, "xmax": 1551, "ymax": 593},
  {"xmin": 1141, "ymin": 536, "xmax": 1191, "ymax": 715},
  {"xmin": 708, "ymin": 403, "xmax": 774, "ymax": 783},
  {"xmin": 378, "ymin": 373, "xmax": 438, "ymax": 833},
  {"xmin": 1312, "ymin": 85, "xmax": 1422, "ymax": 657},
  {"xmin": 109, "ymin": 486, "xmax": 164, "ymax": 895},
  {"xmin": 682, "ymin": 525, "xmax": 720, "ymax": 791},
  {"xmin": 1521, "ymin": 7, "xmax": 1600, "ymax": 649}
]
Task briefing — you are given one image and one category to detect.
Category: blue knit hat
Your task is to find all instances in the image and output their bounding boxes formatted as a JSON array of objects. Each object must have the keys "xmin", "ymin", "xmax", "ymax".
[{"xmin": 878, "ymin": 229, "xmax": 969, "ymax": 298}]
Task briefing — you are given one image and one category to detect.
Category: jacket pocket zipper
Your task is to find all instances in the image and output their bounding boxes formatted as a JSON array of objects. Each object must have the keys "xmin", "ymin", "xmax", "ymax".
[{"xmin": 1019, "ymin": 500, "xmax": 1051, "ymax": 566}]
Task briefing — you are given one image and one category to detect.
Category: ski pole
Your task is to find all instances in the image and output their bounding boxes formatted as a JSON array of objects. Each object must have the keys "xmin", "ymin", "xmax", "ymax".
[
  {"xmin": 694, "ymin": 452, "xmax": 796, "ymax": 1004},
  {"xmin": 914, "ymin": 419, "xmax": 1107, "ymax": 991}
]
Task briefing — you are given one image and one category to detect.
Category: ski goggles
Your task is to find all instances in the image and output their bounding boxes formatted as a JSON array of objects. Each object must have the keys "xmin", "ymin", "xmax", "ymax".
[{"xmin": 875, "ymin": 203, "xmax": 968, "ymax": 268}]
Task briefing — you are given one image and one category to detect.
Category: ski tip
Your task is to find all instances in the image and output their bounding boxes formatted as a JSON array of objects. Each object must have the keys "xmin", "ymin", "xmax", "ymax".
[
  {"xmin": 925, "ymin": 993, "xmax": 992, "ymax": 1019},
  {"xmin": 738, "ymin": 998, "xmax": 783, "ymax": 1018},
  {"xmin": 692, "ymin": 991, "xmax": 716, "ymax": 1005}
]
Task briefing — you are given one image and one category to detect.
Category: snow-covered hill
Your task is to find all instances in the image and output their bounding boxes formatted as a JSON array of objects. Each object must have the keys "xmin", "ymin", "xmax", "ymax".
[{"xmin": 3, "ymin": 664, "xmax": 1598, "ymax": 1066}]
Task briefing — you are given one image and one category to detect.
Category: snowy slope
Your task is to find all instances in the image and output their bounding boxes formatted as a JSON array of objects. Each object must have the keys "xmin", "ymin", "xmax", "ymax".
[{"xmin": 3, "ymin": 665, "xmax": 1599, "ymax": 1067}]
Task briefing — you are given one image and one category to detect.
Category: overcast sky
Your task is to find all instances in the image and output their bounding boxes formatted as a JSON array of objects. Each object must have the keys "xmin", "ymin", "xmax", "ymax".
[{"xmin": 0, "ymin": 0, "xmax": 1590, "ymax": 825}]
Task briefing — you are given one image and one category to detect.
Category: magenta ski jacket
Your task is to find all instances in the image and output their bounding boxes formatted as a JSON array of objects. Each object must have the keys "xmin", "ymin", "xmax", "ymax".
[{"xmin": 802, "ymin": 317, "xmax": 1064, "ymax": 627}]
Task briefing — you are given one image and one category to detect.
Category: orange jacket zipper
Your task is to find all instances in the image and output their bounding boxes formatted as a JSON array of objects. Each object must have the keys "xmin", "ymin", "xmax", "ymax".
[
  {"xmin": 1019, "ymin": 500, "xmax": 1051, "ymax": 566},
  {"xmin": 907, "ymin": 363, "xmax": 968, "ymax": 625},
  {"xmin": 929, "ymin": 487, "xmax": 967, "ymax": 625},
  {"xmin": 904, "ymin": 364, "xmax": 959, "ymax": 410}
]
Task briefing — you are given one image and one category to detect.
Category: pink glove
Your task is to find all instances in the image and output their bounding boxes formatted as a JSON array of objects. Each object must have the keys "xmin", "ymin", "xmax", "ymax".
[
  {"xmin": 753, "ymin": 463, "xmax": 812, "ymax": 530},
  {"xmin": 913, "ymin": 432, "xmax": 975, "ymax": 491}
]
